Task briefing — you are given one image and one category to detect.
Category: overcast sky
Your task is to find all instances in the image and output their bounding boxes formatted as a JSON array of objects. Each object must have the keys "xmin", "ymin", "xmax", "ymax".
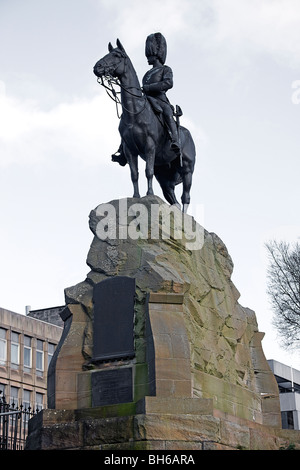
[{"xmin": 0, "ymin": 0, "xmax": 299, "ymax": 368}]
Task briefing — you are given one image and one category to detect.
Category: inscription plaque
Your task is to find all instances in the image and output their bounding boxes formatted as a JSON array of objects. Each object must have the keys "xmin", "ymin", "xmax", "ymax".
[
  {"xmin": 92, "ymin": 276, "xmax": 136, "ymax": 362},
  {"xmin": 91, "ymin": 368, "xmax": 133, "ymax": 407}
]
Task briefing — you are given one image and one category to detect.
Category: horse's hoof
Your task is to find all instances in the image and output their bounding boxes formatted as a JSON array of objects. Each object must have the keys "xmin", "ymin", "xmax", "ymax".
[
  {"xmin": 133, "ymin": 193, "xmax": 141, "ymax": 198},
  {"xmin": 146, "ymin": 190, "xmax": 154, "ymax": 196}
]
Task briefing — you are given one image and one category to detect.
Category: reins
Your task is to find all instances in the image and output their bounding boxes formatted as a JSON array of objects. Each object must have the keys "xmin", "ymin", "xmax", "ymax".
[
  {"xmin": 98, "ymin": 76, "xmax": 123, "ymax": 118},
  {"xmin": 97, "ymin": 60, "xmax": 147, "ymax": 119}
]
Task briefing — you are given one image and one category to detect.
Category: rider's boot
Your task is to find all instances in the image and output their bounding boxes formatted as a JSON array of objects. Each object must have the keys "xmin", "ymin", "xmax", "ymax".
[
  {"xmin": 111, "ymin": 144, "xmax": 127, "ymax": 166},
  {"xmin": 165, "ymin": 115, "xmax": 181, "ymax": 155}
]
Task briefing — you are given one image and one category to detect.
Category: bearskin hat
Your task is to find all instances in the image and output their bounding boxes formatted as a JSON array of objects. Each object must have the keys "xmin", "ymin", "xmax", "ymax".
[{"xmin": 145, "ymin": 33, "xmax": 167, "ymax": 64}]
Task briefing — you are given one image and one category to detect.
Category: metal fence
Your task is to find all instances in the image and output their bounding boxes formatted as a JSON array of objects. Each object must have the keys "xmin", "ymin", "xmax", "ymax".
[{"xmin": 0, "ymin": 392, "xmax": 38, "ymax": 450}]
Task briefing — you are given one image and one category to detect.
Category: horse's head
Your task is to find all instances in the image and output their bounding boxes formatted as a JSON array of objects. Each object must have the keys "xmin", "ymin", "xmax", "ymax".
[{"xmin": 93, "ymin": 39, "xmax": 127, "ymax": 79}]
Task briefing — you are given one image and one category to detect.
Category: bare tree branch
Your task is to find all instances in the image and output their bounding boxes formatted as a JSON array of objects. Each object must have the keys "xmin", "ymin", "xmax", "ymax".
[{"xmin": 265, "ymin": 240, "xmax": 300, "ymax": 349}]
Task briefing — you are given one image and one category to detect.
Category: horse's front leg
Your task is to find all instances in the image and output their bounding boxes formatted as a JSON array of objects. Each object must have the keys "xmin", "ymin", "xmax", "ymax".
[
  {"xmin": 145, "ymin": 142, "xmax": 155, "ymax": 196},
  {"xmin": 125, "ymin": 146, "xmax": 140, "ymax": 198}
]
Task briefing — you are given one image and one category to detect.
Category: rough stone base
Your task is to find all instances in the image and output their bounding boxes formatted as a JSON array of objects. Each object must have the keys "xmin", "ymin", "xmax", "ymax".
[
  {"xmin": 35, "ymin": 197, "xmax": 298, "ymax": 451},
  {"xmin": 25, "ymin": 397, "xmax": 300, "ymax": 451},
  {"xmin": 52, "ymin": 197, "xmax": 282, "ymax": 427}
]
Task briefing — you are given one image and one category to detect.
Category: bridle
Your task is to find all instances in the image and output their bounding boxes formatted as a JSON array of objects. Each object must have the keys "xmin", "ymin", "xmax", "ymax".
[{"xmin": 96, "ymin": 52, "xmax": 147, "ymax": 118}]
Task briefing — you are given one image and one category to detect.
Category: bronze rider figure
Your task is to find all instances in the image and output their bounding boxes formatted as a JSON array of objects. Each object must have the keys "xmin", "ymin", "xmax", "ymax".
[{"xmin": 112, "ymin": 32, "xmax": 180, "ymax": 165}]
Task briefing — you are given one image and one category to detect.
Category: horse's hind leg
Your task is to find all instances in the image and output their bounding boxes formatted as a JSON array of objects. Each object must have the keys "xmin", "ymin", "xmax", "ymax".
[
  {"xmin": 179, "ymin": 128, "xmax": 195, "ymax": 213},
  {"xmin": 157, "ymin": 176, "xmax": 180, "ymax": 208},
  {"xmin": 154, "ymin": 165, "xmax": 180, "ymax": 207},
  {"xmin": 181, "ymin": 171, "xmax": 192, "ymax": 213},
  {"xmin": 162, "ymin": 182, "xmax": 180, "ymax": 207}
]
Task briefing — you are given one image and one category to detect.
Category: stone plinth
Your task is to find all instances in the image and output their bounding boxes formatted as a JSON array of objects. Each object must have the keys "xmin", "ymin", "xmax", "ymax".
[
  {"xmin": 26, "ymin": 396, "xmax": 300, "ymax": 450},
  {"xmin": 25, "ymin": 195, "xmax": 299, "ymax": 450}
]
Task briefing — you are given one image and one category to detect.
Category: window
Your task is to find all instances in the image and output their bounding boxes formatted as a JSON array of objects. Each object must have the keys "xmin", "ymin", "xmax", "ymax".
[
  {"xmin": 48, "ymin": 343, "xmax": 56, "ymax": 367},
  {"xmin": 0, "ymin": 328, "xmax": 7, "ymax": 365},
  {"xmin": 23, "ymin": 389, "xmax": 31, "ymax": 410},
  {"xmin": 10, "ymin": 386, "xmax": 19, "ymax": 407},
  {"xmin": 36, "ymin": 339, "xmax": 44, "ymax": 375},
  {"xmin": 281, "ymin": 410, "xmax": 294, "ymax": 429},
  {"xmin": 23, "ymin": 390, "xmax": 31, "ymax": 429},
  {"xmin": 24, "ymin": 336, "xmax": 32, "ymax": 371},
  {"xmin": 0, "ymin": 383, "xmax": 5, "ymax": 400},
  {"xmin": 11, "ymin": 332, "xmax": 20, "ymax": 369},
  {"xmin": 9, "ymin": 386, "xmax": 19, "ymax": 431},
  {"xmin": 36, "ymin": 392, "xmax": 44, "ymax": 411}
]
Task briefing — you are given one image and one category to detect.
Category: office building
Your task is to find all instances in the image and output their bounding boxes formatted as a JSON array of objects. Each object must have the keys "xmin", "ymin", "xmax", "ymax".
[
  {"xmin": 268, "ymin": 359, "xmax": 300, "ymax": 430},
  {"xmin": 0, "ymin": 306, "xmax": 63, "ymax": 410}
]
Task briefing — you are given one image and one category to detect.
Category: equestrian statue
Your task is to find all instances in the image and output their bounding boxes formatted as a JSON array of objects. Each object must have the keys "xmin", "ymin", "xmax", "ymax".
[{"xmin": 93, "ymin": 33, "xmax": 196, "ymax": 212}]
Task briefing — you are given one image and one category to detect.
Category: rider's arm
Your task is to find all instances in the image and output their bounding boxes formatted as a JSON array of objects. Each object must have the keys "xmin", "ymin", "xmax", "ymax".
[{"xmin": 144, "ymin": 66, "xmax": 173, "ymax": 94}]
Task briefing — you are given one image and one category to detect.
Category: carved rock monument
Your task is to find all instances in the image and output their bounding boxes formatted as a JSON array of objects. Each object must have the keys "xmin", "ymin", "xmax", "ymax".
[{"xmin": 26, "ymin": 196, "xmax": 300, "ymax": 450}]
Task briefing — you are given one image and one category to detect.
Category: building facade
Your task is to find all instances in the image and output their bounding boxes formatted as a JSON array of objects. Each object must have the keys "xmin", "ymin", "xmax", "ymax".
[
  {"xmin": 0, "ymin": 307, "xmax": 63, "ymax": 411},
  {"xmin": 268, "ymin": 359, "xmax": 300, "ymax": 430}
]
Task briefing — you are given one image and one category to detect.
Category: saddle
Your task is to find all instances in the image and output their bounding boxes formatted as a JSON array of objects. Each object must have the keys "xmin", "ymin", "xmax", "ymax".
[
  {"xmin": 147, "ymin": 97, "xmax": 183, "ymax": 127},
  {"xmin": 147, "ymin": 96, "xmax": 164, "ymax": 114}
]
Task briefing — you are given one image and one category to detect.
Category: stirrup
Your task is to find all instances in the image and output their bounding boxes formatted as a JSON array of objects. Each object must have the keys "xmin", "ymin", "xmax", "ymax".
[{"xmin": 170, "ymin": 141, "xmax": 181, "ymax": 154}]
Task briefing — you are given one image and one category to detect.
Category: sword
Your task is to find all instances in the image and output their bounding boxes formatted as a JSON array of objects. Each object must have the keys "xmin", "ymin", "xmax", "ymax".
[{"xmin": 174, "ymin": 105, "xmax": 183, "ymax": 166}]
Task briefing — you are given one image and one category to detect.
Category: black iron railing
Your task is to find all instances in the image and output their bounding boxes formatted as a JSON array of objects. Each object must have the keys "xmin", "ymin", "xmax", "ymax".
[{"xmin": 0, "ymin": 392, "xmax": 38, "ymax": 450}]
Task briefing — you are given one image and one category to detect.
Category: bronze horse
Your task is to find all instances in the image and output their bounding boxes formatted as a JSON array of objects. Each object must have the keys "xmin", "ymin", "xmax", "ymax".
[{"xmin": 93, "ymin": 39, "xmax": 196, "ymax": 212}]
